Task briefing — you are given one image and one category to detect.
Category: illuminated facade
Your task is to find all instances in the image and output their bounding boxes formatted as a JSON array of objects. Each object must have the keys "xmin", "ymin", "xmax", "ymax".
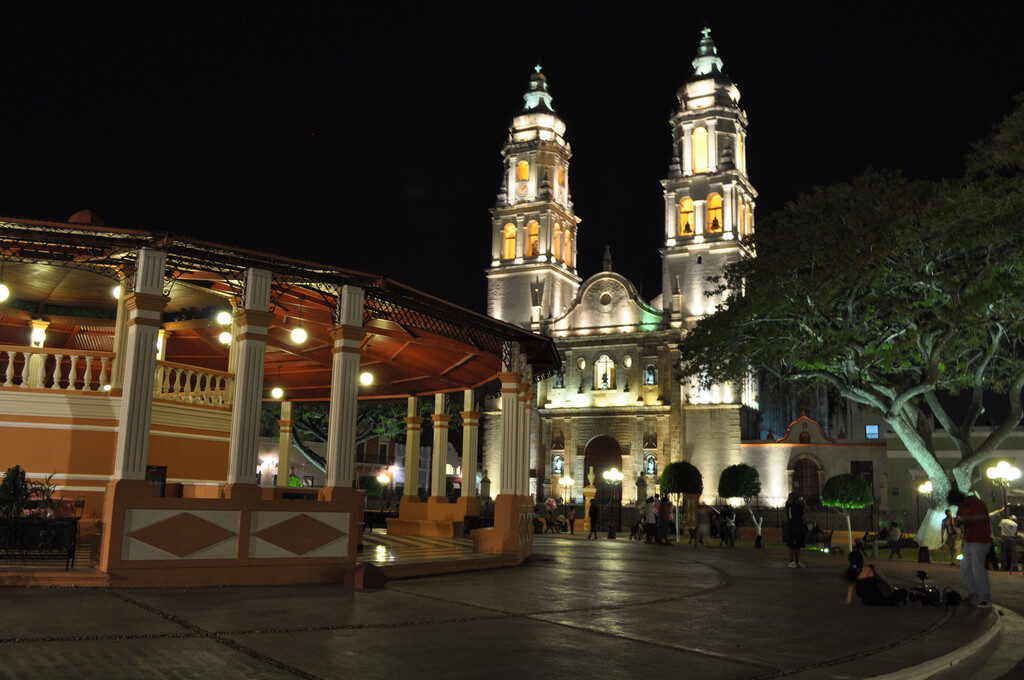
[{"xmin": 483, "ymin": 30, "xmax": 772, "ymax": 504}]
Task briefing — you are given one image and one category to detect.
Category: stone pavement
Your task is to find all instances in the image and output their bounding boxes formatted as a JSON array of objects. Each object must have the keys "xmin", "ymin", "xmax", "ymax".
[{"xmin": 0, "ymin": 536, "xmax": 1021, "ymax": 680}]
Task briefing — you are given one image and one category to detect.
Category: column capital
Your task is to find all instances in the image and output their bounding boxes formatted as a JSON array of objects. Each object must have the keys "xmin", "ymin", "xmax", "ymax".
[
  {"xmin": 233, "ymin": 308, "xmax": 275, "ymax": 328},
  {"xmin": 460, "ymin": 411, "xmax": 482, "ymax": 420},
  {"xmin": 404, "ymin": 416, "xmax": 424, "ymax": 427},
  {"xmin": 432, "ymin": 413, "xmax": 452, "ymax": 425},
  {"xmin": 328, "ymin": 324, "xmax": 365, "ymax": 342}
]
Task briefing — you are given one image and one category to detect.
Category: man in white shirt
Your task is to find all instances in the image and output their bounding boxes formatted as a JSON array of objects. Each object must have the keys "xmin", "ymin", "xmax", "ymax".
[{"xmin": 998, "ymin": 515, "xmax": 1019, "ymax": 571}]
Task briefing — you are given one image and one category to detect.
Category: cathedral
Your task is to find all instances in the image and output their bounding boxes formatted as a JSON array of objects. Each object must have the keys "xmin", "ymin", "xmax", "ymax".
[{"xmin": 481, "ymin": 29, "xmax": 774, "ymax": 506}]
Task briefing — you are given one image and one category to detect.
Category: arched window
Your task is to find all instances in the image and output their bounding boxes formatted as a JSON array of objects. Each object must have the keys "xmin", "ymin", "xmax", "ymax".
[
  {"xmin": 736, "ymin": 133, "xmax": 745, "ymax": 174},
  {"xmin": 706, "ymin": 193, "xmax": 723, "ymax": 233},
  {"xmin": 678, "ymin": 197, "xmax": 694, "ymax": 236},
  {"xmin": 747, "ymin": 206, "xmax": 754, "ymax": 235},
  {"xmin": 525, "ymin": 220, "xmax": 540, "ymax": 256},
  {"xmin": 516, "ymin": 160, "xmax": 530, "ymax": 181},
  {"xmin": 643, "ymin": 363, "xmax": 657, "ymax": 385},
  {"xmin": 692, "ymin": 128, "xmax": 708, "ymax": 174},
  {"xmin": 737, "ymin": 197, "xmax": 746, "ymax": 236},
  {"xmin": 594, "ymin": 354, "xmax": 614, "ymax": 390},
  {"xmin": 502, "ymin": 223, "xmax": 516, "ymax": 260},
  {"xmin": 564, "ymin": 230, "xmax": 573, "ymax": 264},
  {"xmin": 556, "ymin": 164, "xmax": 564, "ymax": 186},
  {"xmin": 552, "ymin": 224, "xmax": 561, "ymax": 260}
]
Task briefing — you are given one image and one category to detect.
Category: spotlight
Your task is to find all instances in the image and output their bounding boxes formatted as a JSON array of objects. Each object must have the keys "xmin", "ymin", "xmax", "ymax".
[
  {"xmin": 359, "ymin": 371, "xmax": 374, "ymax": 386},
  {"xmin": 218, "ymin": 331, "xmax": 232, "ymax": 345},
  {"xmin": 112, "ymin": 285, "xmax": 122, "ymax": 299}
]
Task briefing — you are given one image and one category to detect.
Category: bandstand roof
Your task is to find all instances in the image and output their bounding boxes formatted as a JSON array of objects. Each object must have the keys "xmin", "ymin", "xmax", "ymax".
[{"xmin": 0, "ymin": 216, "xmax": 559, "ymax": 400}]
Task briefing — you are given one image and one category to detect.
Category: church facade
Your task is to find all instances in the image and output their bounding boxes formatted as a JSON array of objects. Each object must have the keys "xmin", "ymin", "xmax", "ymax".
[{"xmin": 482, "ymin": 30, "xmax": 781, "ymax": 506}]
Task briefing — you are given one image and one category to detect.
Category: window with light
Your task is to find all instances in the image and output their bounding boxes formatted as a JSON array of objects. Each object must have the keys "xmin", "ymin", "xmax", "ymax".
[
  {"xmin": 552, "ymin": 224, "xmax": 561, "ymax": 260},
  {"xmin": 865, "ymin": 425, "xmax": 879, "ymax": 440},
  {"xmin": 502, "ymin": 223, "xmax": 516, "ymax": 260},
  {"xmin": 692, "ymin": 128, "xmax": 708, "ymax": 173},
  {"xmin": 525, "ymin": 220, "xmax": 540, "ymax": 256},
  {"xmin": 564, "ymin": 231, "xmax": 573, "ymax": 264},
  {"xmin": 516, "ymin": 160, "xmax": 529, "ymax": 181},
  {"xmin": 594, "ymin": 355, "xmax": 614, "ymax": 390},
  {"xmin": 678, "ymin": 197, "xmax": 694, "ymax": 236},
  {"xmin": 706, "ymin": 193, "xmax": 723, "ymax": 233}
]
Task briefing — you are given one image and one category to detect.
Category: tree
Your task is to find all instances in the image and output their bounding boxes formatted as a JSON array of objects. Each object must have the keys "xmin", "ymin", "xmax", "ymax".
[
  {"xmin": 717, "ymin": 464, "xmax": 764, "ymax": 542},
  {"xmin": 358, "ymin": 475, "xmax": 384, "ymax": 496},
  {"xmin": 659, "ymin": 461, "xmax": 703, "ymax": 539},
  {"xmin": 821, "ymin": 474, "xmax": 874, "ymax": 552},
  {"xmin": 679, "ymin": 101, "xmax": 1024, "ymax": 548}
]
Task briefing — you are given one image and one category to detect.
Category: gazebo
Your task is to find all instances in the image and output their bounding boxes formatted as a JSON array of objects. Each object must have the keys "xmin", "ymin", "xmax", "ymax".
[{"xmin": 0, "ymin": 214, "xmax": 555, "ymax": 585}]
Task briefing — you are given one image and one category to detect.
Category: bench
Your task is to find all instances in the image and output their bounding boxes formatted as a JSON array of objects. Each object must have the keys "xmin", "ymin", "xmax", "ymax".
[{"xmin": 0, "ymin": 518, "xmax": 78, "ymax": 571}]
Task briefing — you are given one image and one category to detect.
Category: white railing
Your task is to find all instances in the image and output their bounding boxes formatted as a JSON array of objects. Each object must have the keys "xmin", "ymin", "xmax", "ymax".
[
  {"xmin": 0, "ymin": 345, "xmax": 114, "ymax": 392},
  {"xmin": 154, "ymin": 360, "xmax": 234, "ymax": 407}
]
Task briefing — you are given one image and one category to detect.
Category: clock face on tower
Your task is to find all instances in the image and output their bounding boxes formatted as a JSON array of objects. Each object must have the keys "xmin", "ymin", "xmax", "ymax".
[{"xmin": 515, "ymin": 181, "xmax": 528, "ymax": 197}]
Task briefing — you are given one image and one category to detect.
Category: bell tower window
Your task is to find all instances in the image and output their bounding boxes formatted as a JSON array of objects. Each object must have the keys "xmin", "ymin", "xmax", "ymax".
[
  {"xmin": 594, "ymin": 355, "xmax": 614, "ymax": 390},
  {"xmin": 564, "ymin": 230, "xmax": 573, "ymax": 265},
  {"xmin": 706, "ymin": 193, "xmax": 723, "ymax": 233},
  {"xmin": 678, "ymin": 197, "xmax": 694, "ymax": 236},
  {"xmin": 516, "ymin": 160, "xmax": 530, "ymax": 181},
  {"xmin": 736, "ymin": 133, "xmax": 745, "ymax": 174},
  {"xmin": 502, "ymin": 223, "xmax": 517, "ymax": 260},
  {"xmin": 738, "ymin": 197, "xmax": 746, "ymax": 236},
  {"xmin": 552, "ymin": 224, "xmax": 561, "ymax": 260},
  {"xmin": 525, "ymin": 220, "xmax": 540, "ymax": 256},
  {"xmin": 692, "ymin": 128, "xmax": 708, "ymax": 174}
]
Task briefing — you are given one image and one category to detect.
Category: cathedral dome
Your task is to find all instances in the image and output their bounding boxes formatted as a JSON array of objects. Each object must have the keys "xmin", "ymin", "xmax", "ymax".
[{"xmin": 510, "ymin": 66, "xmax": 567, "ymax": 143}]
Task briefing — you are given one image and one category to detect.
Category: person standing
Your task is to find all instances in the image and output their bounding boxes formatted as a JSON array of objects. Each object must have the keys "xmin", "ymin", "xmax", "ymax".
[
  {"xmin": 697, "ymin": 504, "xmax": 711, "ymax": 546},
  {"xmin": 885, "ymin": 521, "xmax": 902, "ymax": 559},
  {"xmin": 785, "ymin": 493, "xmax": 806, "ymax": 568},
  {"xmin": 941, "ymin": 509, "xmax": 961, "ymax": 566},
  {"xmin": 999, "ymin": 515, "xmax": 1018, "ymax": 572},
  {"xmin": 567, "ymin": 506, "xmax": 576, "ymax": 535},
  {"xmin": 724, "ymin": 508, "xmax": 737, "ymax": 548},
  {"xmin": 587, "ymin": 500, "xmax": 600, "ymax": 540},
  {"xmin": 948, "ymin": 489, "xmax": 993, "ymax": 606},
  {"xmin": 657, "ymin": 496, "xmax": 672, "ymax": 545},
  {"xmin": 644, "ymin": 496, "xmax": 657, "ymax": 543}
]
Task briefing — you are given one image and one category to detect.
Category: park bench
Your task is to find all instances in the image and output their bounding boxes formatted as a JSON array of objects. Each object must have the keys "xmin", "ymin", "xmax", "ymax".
[{"xmin": 0, "ymin": 517, "xmax": 78, "ymax": 571}]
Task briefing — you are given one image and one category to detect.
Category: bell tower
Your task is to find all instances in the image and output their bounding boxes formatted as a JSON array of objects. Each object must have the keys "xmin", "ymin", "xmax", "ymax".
[
  {"xmin": 661, "ymin": 28, "xmax": 757, "ymax": 328},
  {"xmin": 486, "ymin": 66, "xmax": 581, "ymax": 331}
]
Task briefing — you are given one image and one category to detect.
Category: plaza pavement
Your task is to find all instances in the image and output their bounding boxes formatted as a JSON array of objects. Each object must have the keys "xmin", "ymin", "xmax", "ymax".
[{"xmin": 1, "ymin": 535, "xmax": 1022, "ymax": 680}]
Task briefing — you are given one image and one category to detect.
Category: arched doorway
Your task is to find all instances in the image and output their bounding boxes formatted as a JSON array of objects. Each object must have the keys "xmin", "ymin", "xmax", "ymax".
[
  {"xmin": 792, "ymin": 458, "xmax": 820, "ymax": 499},
  {"xmin": 583, "ymin": 435, "xmax": 623, "ymax": 532}
]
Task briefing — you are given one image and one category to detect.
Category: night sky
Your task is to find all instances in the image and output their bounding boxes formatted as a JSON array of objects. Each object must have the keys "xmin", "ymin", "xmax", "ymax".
[{"xmin": 3, "ymin": 4, "xmax": 1023, "ymax": 313}]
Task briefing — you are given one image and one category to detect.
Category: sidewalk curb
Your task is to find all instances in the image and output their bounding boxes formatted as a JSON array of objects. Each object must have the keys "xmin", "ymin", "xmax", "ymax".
[{"xmin": 864, "ymin": 605, "xmax": 1011, "ymax": 680}]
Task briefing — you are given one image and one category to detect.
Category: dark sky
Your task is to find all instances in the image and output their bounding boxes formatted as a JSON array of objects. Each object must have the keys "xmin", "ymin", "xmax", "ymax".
[{"xmin": 3, "ymin": 4, "xmax": 1023, "ymax": 312}]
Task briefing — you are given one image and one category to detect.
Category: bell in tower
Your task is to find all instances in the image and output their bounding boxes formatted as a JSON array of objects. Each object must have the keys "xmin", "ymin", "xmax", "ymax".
[{"xmin": 486, "ymin": 67, "xmax": 582, "ymax": 330}]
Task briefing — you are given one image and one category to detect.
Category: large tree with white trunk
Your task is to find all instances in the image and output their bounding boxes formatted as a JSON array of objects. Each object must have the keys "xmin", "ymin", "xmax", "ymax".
[{"xmin": 678, "ymin": 97, "xmax": 1024, "ymax": 547}]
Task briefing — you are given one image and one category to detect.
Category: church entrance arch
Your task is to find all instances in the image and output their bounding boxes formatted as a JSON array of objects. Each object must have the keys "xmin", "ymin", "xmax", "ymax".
[{"xmin": 583, "ymin": 435, "xmax": 624, "ymax": 531}]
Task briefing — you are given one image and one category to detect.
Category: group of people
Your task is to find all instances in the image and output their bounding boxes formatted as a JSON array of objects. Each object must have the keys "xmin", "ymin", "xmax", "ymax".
[
  {"xmin": 635, "ymin": 495, "xmax": 674, "ymax": 544},
  {"xmin": 941, "ymin": 505, "xmax": 1022, "ymax": 573}
]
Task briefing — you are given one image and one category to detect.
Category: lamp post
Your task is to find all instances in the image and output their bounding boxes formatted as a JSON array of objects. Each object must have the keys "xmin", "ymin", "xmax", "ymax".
[
  {"xmin": 559, "ymin": 475, "xmax": 574, "ymax": 505},
  {"xmin": 377, "ymin": 472, "xmax": 391, "ymax": 512},
  {"xmin": 986, "ymin": 461, "xmax": 1022, "ymax": 517},
  {"xmin": 602, "ymin": 467, "xmax": 624, "ymax": 534},
  {"xmin": 917, "ymin": 480, "xmax": 932, "ymax": 528}
]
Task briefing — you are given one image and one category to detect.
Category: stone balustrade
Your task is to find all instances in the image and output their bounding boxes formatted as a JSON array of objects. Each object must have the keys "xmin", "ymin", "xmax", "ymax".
[
  {"xmin": 0, "ymin": 345, "xmax": 114, "ymax": 392},
  {"xmin": 154, "ymin": 360, "xmax": 234, "ymax": 407}
]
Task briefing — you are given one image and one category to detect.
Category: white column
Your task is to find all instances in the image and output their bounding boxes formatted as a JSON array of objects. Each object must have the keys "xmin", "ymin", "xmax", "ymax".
[
  {"xmin": 498, "ymin": 371, "xmax": 521, "ymax": 495},
  {"xmin": 110, "ymin": 290, "xmax": 128, "ymax": 389},
  {"xmin": 521, "ymin": 386, "xmax": 534, "ymax": 496},
  {"xmin": 665, "ymin": 191, "xmax": 677, "ymax": 242},
  {"xmin": 403, "ymin": 397, "xmax": 422, "ymax": 497},
  {"xmin": 723, "ymin": 185, "xmax": 734, "ymax": 237},
  {"xmin": 694, "ymin": 199, "xmax": 707, "ymax": 237},
  {"xmin": 226, "ymin": 267, "xmax": 274, "ymax": 486},
  {"xmin": 324, "ymin": 285, "xmax": 365, "ymax": 489},
  {"xmin": 682, "ymin": 124, "xmax": 693, "ymax": 177},
  {"xmin": 460, "ymin": 389, "xmax": 479, "ymax": 497},
  {"xmin": 707, "ymin": 119, "xmax": 717, "ymax": 172},
  {"xmin": 430, "ymin": 393, "xmax": 450, "ymax": 496},
  {"xmin": 276, "ymin": 400, "xmax": 292, "ymax": 487},
  {"xmin": 112, "ymin": 247, "xmax": 168, "ymax": 480}
]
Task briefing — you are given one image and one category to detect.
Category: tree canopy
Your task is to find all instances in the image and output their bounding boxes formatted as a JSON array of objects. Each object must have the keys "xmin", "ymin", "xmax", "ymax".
[
  {"xmin": 821, "ymin": 474, "xmax": 873, "ymax": 511},
  {"xmin": 678, "ymin": 98, "xmax": 1024, "ymax": 545},
  {"xmin": 659, "ymin": 461, "xmax": 703, "ymax": 496},
  {"xmin": 718, "ymin": 464, "xmax": 761, "ymax": 501}
]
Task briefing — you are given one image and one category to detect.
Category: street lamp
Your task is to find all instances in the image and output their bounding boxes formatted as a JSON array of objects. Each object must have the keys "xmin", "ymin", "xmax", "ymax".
[
  {"xmin": 917, "ymin": 480, "xmax": 932, "ymax": 528},
  {"xmin": 602, "ymin": 467, "xmax": 624, "ymax": 534},
  {"xmin": 559, "ymin": 475, "xmax": 574, "ymax": 504},
  {"xmin": 986, "ymin": 461, "xmax": 1022, "ymax": 517}
]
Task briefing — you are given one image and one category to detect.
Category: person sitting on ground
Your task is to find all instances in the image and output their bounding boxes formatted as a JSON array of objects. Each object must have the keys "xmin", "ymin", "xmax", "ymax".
[
  {"xmin": 844, "ymin": 550, "xmax": 908, "ymax": 606},
  {"xmin": 886, "ymin": 521, "xmax": 902, "ymax": 559}
]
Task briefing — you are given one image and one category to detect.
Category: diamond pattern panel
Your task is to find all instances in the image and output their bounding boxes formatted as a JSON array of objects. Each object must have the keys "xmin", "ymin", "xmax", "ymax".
[
  {"xmin": 125, "ymin": 512, "xmax": 236, "ymax": 558},
  {"xmin": 252, "ymin": 513, "xmax": 347, "ymax": 556}
]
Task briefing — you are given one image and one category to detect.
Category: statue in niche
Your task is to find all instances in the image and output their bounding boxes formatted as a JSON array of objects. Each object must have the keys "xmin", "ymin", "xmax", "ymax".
[
  {"xmin": 644, "ymin": 365, "xmax": 657, "ymax": 385},
  {"xmin": 553, "ymin": 372, "xmax": 564, "ymax": 389},
  {"xmin": 645, "ymin": 457, "xmax": 657, "ymax": 475},
  {"xmin": 587, "ymin": 466, "xmax": 595, "ymax": 487},
  {"xmin": 601, "ymin": 372, "xmax": 610, "ymax": 390}
]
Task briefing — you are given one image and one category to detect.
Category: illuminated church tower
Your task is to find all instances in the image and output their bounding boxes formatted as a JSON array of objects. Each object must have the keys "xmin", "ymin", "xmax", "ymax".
[
  {"xmin": 661, "ymin": 28, "xmax": 757, "ymax": 328},
  {"xmin": 486, "ymin": 67, "xmax": 581, "ymax": 331}
]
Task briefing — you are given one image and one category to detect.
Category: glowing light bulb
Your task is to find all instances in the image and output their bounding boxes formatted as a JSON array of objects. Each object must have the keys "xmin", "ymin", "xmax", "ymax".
[
  {"xmin": 30, "ymin": 327, "xmax": 46, "ymax": 347},
  {"xmin": 215, "ymin": 310, "xmax": 232, "ymax": 326},
  {"xmin": 270, "ymin": 386, "xmax": 284, "ymax": 399},
  {"xmin": 103, "ymin": 384, "xmax": 112, "ymax": 392},
  {"xmin": 112, "ymin": 285, "xmax": 122, "ymax": 299},
  {"xmin": 0, "ymin": 283, "xmax": 9, "ymax": 303},
  {"xmin": 290, "ymin": 326, "xmax": 307, "ymax": 344},
  {"xmin": 359, "ymin": 371, "xmax": 373, "ymax": 386},
  {"xmin": 218, "ymin": 331, "xmax": 232, "ymax": 345}
]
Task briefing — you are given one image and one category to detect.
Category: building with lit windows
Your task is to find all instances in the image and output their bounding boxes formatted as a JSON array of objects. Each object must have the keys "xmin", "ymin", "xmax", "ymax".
[{"xmin": 481, "ymin": 29, "xmax": 894, "ymax": 510}]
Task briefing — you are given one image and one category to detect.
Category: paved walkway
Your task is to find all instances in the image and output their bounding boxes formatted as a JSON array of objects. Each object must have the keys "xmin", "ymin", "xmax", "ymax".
[{"xmin": 1, "ymin": 536, "xmax": 1021, "ymax": 679}]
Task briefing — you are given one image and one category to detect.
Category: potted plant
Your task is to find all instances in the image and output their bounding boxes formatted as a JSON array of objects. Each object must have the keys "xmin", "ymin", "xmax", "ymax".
[{"xmin": 0, "ymin": 465, "xmax": 32, "ymax": 518}]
